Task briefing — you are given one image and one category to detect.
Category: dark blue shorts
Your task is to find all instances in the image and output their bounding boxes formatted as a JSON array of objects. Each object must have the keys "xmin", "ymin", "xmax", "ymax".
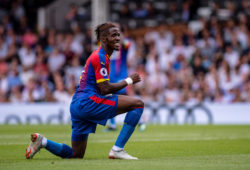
[{"xmin": 70, "ymin": 93, "xmax": 118, "ymax": 137}]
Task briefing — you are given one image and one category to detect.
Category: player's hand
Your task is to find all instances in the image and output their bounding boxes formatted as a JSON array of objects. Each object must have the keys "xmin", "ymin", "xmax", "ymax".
[{"xmin": 130, "ymin": 73, "xmax": 141, "ymax": 84}]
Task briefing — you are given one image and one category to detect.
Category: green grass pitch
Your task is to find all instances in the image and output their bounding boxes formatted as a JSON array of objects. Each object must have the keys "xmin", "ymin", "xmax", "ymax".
[{"xmin": 0, "ymin": 124, "xmax": 250, "ymax": 170}]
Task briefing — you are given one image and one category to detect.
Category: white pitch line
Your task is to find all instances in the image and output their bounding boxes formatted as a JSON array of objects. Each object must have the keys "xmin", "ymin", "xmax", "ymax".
[{"xmin": 0, "ymin": 136, "xmax": 250, "ymax": 145}]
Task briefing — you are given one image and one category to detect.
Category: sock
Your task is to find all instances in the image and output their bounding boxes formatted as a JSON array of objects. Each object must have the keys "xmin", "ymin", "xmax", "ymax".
[
  {"xmin": 45, "ymin": 139, "xmax": 73, "ymax": 158},
  {"xmin": 112, "ymin": 145, "xmax": 123, "ymax": 151},
  {"xmin": 124, "ymin": 108, "xmax": 144, "ymax": 127},
  {"xmin": 42, "ymin": 137, "xmax": 47, "ymax": 147},
  {"xmin": 114, "ymin": 124, "xmax": 135, "ymax": 148},
  {"xmin": 114, "ymin": 108, "xmax": 143, "ymax": 148}
]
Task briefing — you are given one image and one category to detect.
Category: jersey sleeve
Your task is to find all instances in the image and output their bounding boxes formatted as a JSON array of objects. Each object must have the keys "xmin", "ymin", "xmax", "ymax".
[{"xmin": 91, "ymin": 55, "xmax": 109, "ymax": 83}]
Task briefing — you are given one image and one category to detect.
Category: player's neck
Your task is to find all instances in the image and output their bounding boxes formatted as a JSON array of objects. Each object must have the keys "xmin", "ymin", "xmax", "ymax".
[{"xmin": 101, "ymin": 44, "xmax": 113, "ymax": 57}]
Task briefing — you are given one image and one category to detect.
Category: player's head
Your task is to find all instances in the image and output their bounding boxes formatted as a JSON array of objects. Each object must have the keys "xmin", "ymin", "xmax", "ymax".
[{"xmin": 95, "ymin": 22, "xmax": 120, "ymax": 51}]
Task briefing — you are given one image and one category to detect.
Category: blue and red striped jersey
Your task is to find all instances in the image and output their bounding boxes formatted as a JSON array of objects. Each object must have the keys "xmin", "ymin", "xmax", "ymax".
[{"xmin": 77, "ymin": 47, "xmax": 110, "ymax": 95}]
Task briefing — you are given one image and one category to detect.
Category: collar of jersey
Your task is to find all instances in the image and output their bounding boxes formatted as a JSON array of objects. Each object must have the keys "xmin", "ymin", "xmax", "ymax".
[{"xmin": 99, "ymin": 47, "xmax": 110, "ymax": 59}]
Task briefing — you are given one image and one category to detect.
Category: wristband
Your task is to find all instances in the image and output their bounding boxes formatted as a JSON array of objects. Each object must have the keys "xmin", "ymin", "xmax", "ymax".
[{"xmin": 125, "ymin": 77, "xmax": 133, "ymax": 85}]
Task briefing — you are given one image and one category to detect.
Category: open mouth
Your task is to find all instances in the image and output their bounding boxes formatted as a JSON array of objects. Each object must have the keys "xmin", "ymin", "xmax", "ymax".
[{"xmin": 114, "ymin": 42, "xmax": 120, "ymax": 48}]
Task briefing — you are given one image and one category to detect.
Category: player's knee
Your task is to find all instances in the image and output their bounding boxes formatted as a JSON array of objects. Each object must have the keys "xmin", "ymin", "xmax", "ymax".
[{"xmin": 134, "ymin": 98, "xmax": 144, "ymax": 109}]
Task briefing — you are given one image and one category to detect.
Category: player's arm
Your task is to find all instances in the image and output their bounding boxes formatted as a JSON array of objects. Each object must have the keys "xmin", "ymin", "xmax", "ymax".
[{"xmin": 97, "ymin": 73, "xmax": 140, "ymax": 95}]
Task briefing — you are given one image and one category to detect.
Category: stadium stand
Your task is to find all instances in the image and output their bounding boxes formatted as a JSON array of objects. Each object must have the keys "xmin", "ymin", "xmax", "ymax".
[{"xmin": 0, "ymin": 0, "xmax": 249, "ymax": 103}]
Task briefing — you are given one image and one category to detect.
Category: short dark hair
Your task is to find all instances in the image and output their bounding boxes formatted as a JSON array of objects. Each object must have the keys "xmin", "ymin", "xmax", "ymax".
[{"xmin": 95, "ymin": 22, "xmax": 117, "ymax": 41}]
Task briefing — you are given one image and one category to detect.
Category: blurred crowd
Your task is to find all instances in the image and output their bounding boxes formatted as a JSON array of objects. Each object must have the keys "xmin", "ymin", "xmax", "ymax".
[
  {"xmin": 129, "ymin": 21, "xmax": 250, "ymax": 104},
  {"xmin": 110, "ymin": 0, "xmax": 199, "ymax": 28},
  {"xmin": 0, "ymin": 0, "xmax": 92, "ymax": 103},
  {"xmin": 0, "ymin": 0, "xmax": 250, "ymax": 104}
]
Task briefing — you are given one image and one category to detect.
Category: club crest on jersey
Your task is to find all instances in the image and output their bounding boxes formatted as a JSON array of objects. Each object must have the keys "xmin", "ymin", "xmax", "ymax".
[{"xmin": 100, "ymin": 68, "xmax": 108, "ymax": 76}]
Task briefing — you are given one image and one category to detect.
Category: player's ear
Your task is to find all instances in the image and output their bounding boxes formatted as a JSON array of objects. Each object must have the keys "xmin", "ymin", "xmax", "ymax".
[{"xmin": 100, "ymin": 35, "xmax": 106, "ymax": 43}]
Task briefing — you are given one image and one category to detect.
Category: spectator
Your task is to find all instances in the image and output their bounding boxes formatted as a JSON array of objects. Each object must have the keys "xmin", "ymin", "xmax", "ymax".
[
  {"xmin": 119, "ymin": 4, "xmax": 131, "ymax": 19},
  {"xmin": 37, "ymin": 28, "xmax": 47, "ymax": 48},
  {"xmin": 132, "ymin": 3, "xmax": 148, "ymax": 18},
  {"xmin": 166, "ymin": 2, "xmax": 181, "ymax": 22},
  {"xmin": 164, "ymin": 76, "xmax": 180, "ymax": 103},
  {"xmin": 0, "ymin": 36, "xmax": 8, "ymax": 62},
  {"xmin": 181, "ymin": 1, "xmax": 191, "ymax": 22},
  {"xmin": 8, "ymin": 59, "xmax": 22, "ymax": 89},
  {"xmin": 65, "ymin": 56, "xmax": 82, "ymax": 88},
  {"xmin": 196, "ymin": 29, "xmax": 216, "ymax": 59},
  {"xmin": 0, "ymin": 62, "xmax": 8, "ymax": 96},
  {"xmin": 22, "ymin": 78, "xmax": 44, "ymax": 102},
  {"xmin": 155, "ymin": 25, "xmax": 173, "ymax": 55},
  {"xmin": 45, "ymin": 29, "xmax": 56, "ymax": 54},
  {"xmin": 18, "ymin": 42, "xmax": 36, "ymax": 69},
  {"xmin": 224, "ymin": 44, "xmax": 239, "ymax": 68},
  {"xmin": 65, "ymin": 3, "xmax": 78, "ymax": 23},
  {"xmin": 145, "ymin": 2, "xmax": 157, "ymax": 18},
  {"xmin": 22, "ymin": 29, "xmax": 37, "ymax": 47},
  {"xmin": 9, "ymin": 85, "xmax": 23, "ymax": 103},
  {"xmin": 191, "ymin": 55, "xmax": 207, "ymax": 76},
  {"xmin": 10, "ymin": 0, "xmax": 25, "ymax": 23},
  {"xmin": 48, "ymin": 47, "xmax": 65, "ymax": 73},
  {"xmin": 52, "ymin": 73, "xmax": 71, "ymax": 103},
  {"xmin": 41, "ymin": 80, "xmax": 56, "ymax": 102},
  {"xmin": 34, "ymin": 52, "xmax": 49, "ymax": 80},
  {"xmin": 237, "ymin": 0, "xmax": 250, "ymax": 17}
]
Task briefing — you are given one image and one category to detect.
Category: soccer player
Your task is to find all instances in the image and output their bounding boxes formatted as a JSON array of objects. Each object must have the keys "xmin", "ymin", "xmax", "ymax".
[{"xmin": 25, "ymin": 22, "xmax": 144, "ymax": 160}]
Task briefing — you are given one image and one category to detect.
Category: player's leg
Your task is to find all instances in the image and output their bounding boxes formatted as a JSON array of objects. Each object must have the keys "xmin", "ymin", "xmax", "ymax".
[
  {"xmin": 43, "ymin": 137, "xmax": 73, "ymax": 158},
  {"xmin": 116, "ymin": 95, "xmax": 144, "ymax": 114},
  {"xmin": 69, "ymin": 97, "xmax": 98, "ymax": 159},
  {"xmin": 71, "ymin": 133, "xmax": 88, "ymax": 158},
  {"xmin": 109, "ymin": 95, "xmax": 144, "ymax": 159},
  {"xmin": 43, "ymin": 133, "xmax": 89, "ymax": 159},
  {"xmin": 71, "ymin": 140, "xmax": 88, "ymax": 158},
  {"xmin": 26, "ymin": 133, "xmax": 74, "ymax": 159},
  {"xmin": 26, "ymin": 133, "xmax": 88, "ymax": 159}
]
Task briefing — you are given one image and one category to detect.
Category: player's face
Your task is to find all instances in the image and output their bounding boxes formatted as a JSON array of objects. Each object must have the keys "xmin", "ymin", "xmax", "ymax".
[{"xmin": 107, "ymin": 27, "xmax": 120, "ymax": 51}]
